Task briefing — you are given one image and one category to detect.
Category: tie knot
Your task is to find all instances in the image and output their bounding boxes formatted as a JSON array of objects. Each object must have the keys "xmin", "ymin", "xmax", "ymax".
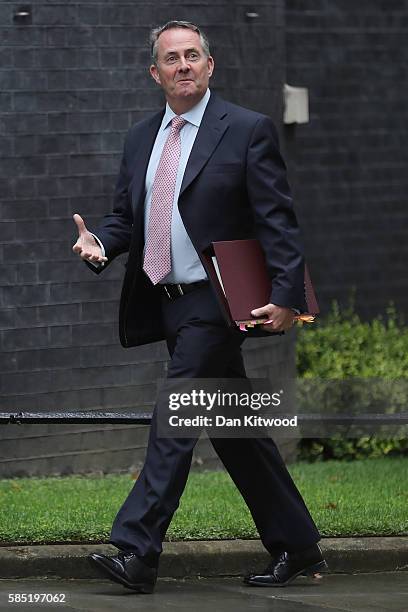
[{"xmin": 171, "ymin": 116, "xmax": 186, "ymax": 132}]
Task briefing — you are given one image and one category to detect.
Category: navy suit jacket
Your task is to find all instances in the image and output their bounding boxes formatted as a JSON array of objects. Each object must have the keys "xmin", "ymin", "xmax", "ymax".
[{"xmin": 89, "ymin": 93, "xmax": 307, "ymax": 347}]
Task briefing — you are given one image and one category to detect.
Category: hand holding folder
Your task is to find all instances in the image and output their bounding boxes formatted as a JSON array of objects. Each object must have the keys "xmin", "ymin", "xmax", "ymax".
[{"xmin": 202, "ymin": 239, "xmax": 319, "ymax": 332}]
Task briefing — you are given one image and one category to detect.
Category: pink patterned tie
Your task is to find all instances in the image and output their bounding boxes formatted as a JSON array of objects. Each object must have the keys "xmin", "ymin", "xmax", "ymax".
[{"xmin": 143, "ymin": 115, "xmax": 186, "ymax": 284}]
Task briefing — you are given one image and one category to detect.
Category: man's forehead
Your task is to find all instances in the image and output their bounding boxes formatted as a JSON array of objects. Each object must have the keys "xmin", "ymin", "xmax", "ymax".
[{"xmin": 157, "ymin": 28, "xmax": 203, "ymax": 54}]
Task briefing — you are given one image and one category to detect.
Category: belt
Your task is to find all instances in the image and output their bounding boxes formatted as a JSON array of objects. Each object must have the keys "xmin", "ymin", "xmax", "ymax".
[{"xmin": 160, "ymin": 280, "xmax": 209, "ymax": 300}]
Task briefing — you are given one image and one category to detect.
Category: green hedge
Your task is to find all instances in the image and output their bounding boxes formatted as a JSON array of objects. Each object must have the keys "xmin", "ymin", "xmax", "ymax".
[{"xmin": 296, "ymin": 303, "xmax": 408, "ymax": 461}]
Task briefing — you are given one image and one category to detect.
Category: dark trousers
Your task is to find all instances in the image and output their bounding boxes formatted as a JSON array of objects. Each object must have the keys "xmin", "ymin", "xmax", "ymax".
[{"xmin": 110, "ymin": 284, "xmax": 320, "ymax": 567}]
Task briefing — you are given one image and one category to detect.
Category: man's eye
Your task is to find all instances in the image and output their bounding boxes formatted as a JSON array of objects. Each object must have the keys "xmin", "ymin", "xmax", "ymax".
[
  {"xmin": 166, "ymin": 56, "xmax": 177, "ymax": 63},
  {"xmin": 188, "ymin": 53, "xmax": 199, "ymax": 60}
]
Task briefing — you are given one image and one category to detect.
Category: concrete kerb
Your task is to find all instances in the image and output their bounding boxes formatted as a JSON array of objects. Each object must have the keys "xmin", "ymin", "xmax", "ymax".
[{"xmin": 1, "ymin": 537, "xmax": 407, "ymax": 580}]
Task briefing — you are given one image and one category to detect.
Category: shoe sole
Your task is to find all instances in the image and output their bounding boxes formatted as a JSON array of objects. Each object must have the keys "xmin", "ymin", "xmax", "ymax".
[
  {"xmin": 87, "ymin": 556, "xmax": 155, "ymax": 593},
  {"xmin": 245, "ymin": 560, "xmax": 329, "ymax": 587},
  {"xmin": 300, "ymin": 559, "xmax": 329, "ymax": 578}
]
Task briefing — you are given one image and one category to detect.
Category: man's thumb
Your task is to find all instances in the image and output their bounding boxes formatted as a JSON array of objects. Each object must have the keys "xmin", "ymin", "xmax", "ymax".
[
  {"xmin": 251, "ymin": 306, "xmax": 268, "ymax": 317},
  {"xmin": 73, "ymin": 213, "xmax": 87, "ymax": 236}
]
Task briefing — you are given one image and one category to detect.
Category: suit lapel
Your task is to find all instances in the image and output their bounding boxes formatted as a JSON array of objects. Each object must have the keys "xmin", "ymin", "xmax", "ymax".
[
  {"xmin": 130, "ymin": 109, "xmax": 164, "ymax": 215},
  {"xmin": 179, "ymin": 94, "xmax": 229, "ymax": 197}
]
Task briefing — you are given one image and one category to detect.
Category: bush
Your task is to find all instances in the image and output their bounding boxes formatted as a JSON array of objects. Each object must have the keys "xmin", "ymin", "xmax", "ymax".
[
  {"xmin": 296, "ymin": 302, "xmax": 408, "ymax": 461},
  {"xmin": 297, "ymin": 302, "xmax": 408, "ymax": 379}
]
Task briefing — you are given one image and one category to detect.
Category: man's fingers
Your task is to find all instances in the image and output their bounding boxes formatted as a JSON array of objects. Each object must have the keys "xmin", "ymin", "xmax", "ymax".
[
  {"xmin": 73, "ymin": 213, "xmax": 87, "ymax": 236},
  {"xmin": 262, "ymin": 321, "xmax": 279, "ymax": 332},
  {"xmin": 80, "ymin": 251, "xmax": 100, "ymax": 261},
  {"xmin": 78, "ymin": 250, "xmax": 107, "ymax": 263},
  {"xmin": 263, "ymin": 318, "xmax": 294, "ymax": 333},
  {"xmin": 87, "ymin": 254, "xmax": 108, "ymax": 263}
]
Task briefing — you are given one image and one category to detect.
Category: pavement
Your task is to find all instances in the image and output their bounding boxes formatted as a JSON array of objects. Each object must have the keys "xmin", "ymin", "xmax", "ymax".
[
  {"xmin": 0, "ymin": 573, "xmax": 407, "ymax": 612},
  {"xmin": 0, "ymin": 538, "xmax": 407, "ymax": 611}
]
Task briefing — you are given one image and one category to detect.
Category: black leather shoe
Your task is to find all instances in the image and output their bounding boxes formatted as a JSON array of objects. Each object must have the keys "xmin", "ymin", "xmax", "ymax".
[
  {"xmin": 88, "ymin": 551, "xmax": 157, "ymax": 593},
  {"xmin": 244, "ymin": 543, "xmax": 328, "ymax": 587}
]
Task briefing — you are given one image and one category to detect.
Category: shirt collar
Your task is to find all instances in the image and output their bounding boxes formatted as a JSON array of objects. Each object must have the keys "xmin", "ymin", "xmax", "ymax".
[{"xmin": 161, "ymin": 88, "xmax": 211, "ymax": 130}]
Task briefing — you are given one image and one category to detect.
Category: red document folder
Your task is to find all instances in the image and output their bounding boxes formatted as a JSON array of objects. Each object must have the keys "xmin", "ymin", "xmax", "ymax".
[{"xmin": 202, "ymin": 239, "xmax": 319, "ymax": 330}]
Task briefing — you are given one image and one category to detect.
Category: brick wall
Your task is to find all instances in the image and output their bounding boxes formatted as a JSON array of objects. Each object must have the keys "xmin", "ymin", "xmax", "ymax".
[
  {"xmin": 284, "ymin": 0, "xmax": 408, "ymax": 317},
  {"xmin": 0, "ymin": 1, "xmax": 292, "ymax": 475}
]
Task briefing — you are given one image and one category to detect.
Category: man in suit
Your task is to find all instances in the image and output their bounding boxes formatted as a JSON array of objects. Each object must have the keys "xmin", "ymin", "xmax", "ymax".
[{"xmin": 72, "ymin": 20, "xmax": 327, "ymax": 593}]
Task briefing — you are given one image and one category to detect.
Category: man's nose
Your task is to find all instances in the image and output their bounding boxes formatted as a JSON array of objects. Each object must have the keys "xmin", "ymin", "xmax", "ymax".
[{"xmin": 178, "ymin": 57, "xmax": 190, "ymax": 71}]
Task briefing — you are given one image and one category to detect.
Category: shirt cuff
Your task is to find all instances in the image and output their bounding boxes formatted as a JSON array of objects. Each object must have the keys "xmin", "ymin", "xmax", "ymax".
[{"xmin": 88, "ymin": 233, "xmax": 106, "ymax": 268}]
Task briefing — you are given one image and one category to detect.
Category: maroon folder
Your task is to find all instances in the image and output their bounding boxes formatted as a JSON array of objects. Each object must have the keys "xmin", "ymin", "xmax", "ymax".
[{"xmin": 202, "ymin": 239, "xmax": 319, "ymax": 329}]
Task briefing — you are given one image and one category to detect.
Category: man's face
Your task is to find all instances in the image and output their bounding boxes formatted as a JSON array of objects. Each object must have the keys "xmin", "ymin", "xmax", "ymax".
[{"xmin": 150, "ymin": 28, "xmax": 214, "ymax": 110}]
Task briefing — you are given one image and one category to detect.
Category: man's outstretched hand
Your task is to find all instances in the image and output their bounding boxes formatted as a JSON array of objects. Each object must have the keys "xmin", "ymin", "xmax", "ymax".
[
  {"xmin": 72, "ymin": 214, "xmax": 108, "ymax": 264},
  {"xmin": 251, "ymin": 303, "xmax": 295, "ymax": 333}
]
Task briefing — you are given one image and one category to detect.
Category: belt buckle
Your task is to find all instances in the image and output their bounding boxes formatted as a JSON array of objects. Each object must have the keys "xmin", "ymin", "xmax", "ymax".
[{"xmin": 177, "ymin": 283, "xmax": 184, "ymax": 296}]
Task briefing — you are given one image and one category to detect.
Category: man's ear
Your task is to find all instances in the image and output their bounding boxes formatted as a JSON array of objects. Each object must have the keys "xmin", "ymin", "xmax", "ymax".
[
  {"xmin": 207, "ymin": 56, "xmax": 214, "ymax": 78},
  {"xmin": 150, "ymin": 64, "xmax": 161, "ymax": 85}
]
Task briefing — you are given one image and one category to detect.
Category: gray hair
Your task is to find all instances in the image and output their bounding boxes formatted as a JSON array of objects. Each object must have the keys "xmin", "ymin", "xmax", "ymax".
[{"xmin": 150, "ymin": 20, "xmax": 211, "ymax": 64}]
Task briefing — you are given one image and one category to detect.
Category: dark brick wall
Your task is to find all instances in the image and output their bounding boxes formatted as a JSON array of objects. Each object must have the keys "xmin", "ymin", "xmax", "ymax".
[
  {"xmin": 0, "ymin": 1, "xmax": 290, "ymax": 475},
  {"xmin": 284, "ymin": 0, "xmax": 408, "ymax": 318}
]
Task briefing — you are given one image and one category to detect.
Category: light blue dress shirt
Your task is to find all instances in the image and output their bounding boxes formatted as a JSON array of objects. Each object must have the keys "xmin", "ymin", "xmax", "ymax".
[{"xmin": 143, "ymin": 89, "xmax": 211, "ymax": 283}]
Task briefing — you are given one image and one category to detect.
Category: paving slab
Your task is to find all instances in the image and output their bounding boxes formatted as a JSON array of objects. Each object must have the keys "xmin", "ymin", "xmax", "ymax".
[{"xmin": 0, "ymin": 573, "xmax": 407, "ymax": 612}]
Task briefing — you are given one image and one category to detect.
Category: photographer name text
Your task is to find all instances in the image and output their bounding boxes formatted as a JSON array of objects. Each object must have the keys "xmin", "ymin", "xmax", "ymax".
[{"xmin": 168, "ymin": 415, "xmax": 298, "ymax": 428}]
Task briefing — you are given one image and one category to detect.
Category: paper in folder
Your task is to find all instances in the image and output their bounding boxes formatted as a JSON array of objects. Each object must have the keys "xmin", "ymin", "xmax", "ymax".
[{"xmin": 202, "ymin": 239, "xmax": 319, "ymax": 331}]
